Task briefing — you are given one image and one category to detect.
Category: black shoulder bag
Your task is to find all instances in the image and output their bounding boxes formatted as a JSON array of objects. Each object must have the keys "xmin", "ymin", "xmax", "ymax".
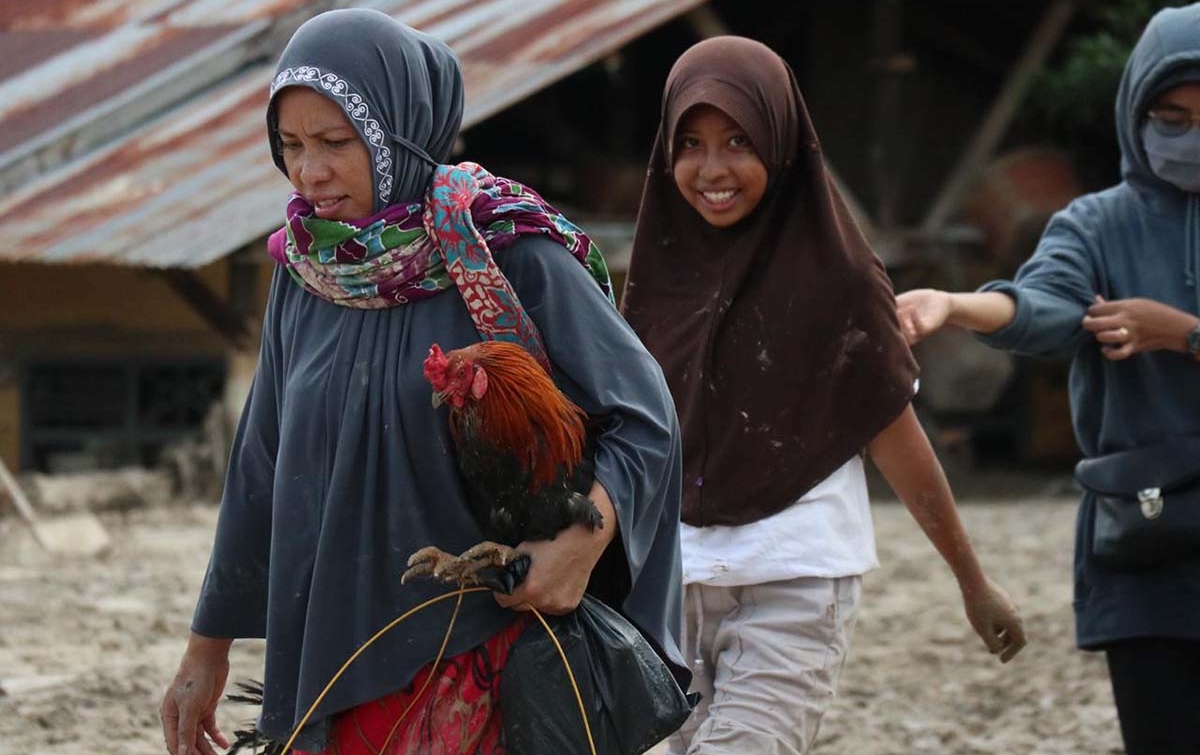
[{"xmin": 1074, "ymin": 436, "xmax": 1200, "ymax": 569}]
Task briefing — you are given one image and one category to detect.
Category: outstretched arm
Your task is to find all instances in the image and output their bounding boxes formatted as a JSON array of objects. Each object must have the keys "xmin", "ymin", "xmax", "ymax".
[
  {"xmin": 897, "ymin": 215, "xmax": 1098, "ymax": 357},
  {"xmin": 897, "ymin": 290, "xmax": 1016, "ymax": 344},
  {"xmin": 867, "ymin": 405, "xmax": 1027, "ymax": 663}
]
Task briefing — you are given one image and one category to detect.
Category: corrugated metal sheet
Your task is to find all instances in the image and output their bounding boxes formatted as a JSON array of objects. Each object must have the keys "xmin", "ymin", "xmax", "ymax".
[
  {"xmin": 0, "ymin": 0, "xmax": 703, "ymax": 267},
  {"xmin": 0, "ymin": 0, "xmax": 329, "ymax": 191}
]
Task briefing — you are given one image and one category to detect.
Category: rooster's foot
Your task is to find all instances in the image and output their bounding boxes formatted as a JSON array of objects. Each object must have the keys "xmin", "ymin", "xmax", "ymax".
[
  {"xmin": 434, "ymin": 541, "xmax": 519, "ymax": 584},
  {"xmin": 458, "ymin": 541, "xmax": 519, "ymax": 572},
  {"xmin": 401, "ymin": 542, "xmax": 519, "ymax": 586},
  {"xmin": 401, "ymin": 546, "xmax": 462, "ymax": 585}
]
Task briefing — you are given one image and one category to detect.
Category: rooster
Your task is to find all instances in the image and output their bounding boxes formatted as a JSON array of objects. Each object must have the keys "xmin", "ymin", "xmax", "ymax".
[{"xmin": 401, "ymin": 341, "xmax": 603, "ymax": 589}]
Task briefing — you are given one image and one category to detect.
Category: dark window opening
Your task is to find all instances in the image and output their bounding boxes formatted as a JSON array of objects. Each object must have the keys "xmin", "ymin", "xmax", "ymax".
[{"xmin": 22, "ymin": 359, "xmax": 224, "ymax": 473}]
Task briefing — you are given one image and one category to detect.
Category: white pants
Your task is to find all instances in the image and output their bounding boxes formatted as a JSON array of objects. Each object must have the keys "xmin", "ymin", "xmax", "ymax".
[{"xmin": 666, "ymin": 576, "xmax": 862, "ymax": 755}]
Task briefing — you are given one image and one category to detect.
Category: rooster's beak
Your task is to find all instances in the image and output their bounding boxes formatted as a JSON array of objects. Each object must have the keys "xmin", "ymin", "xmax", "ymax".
[{"xmin": 431, "ymin": 391, "xmax": 445, "ymax": 408}]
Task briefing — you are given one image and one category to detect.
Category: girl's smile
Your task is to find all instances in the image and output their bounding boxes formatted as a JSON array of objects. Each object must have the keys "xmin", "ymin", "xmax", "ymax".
[{"xmin": 698, "ymin": 188, "xmax": 740, "ymax": 210}]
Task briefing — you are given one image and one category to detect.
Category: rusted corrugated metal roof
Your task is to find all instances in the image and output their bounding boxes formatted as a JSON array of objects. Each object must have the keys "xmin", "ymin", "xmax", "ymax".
[
  {"xmin": 0, "ymin": 0, "xmax": 327, "ymax": 193},
  {"xmin": 0, "ymin": 0, "xmax": 703, "ymax": 267}
]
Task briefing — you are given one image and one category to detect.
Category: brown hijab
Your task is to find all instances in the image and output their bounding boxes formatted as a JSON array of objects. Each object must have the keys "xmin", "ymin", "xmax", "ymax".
[{"xmin": 622, "ymin": 36, "xmax": 918, "ymax": 527}]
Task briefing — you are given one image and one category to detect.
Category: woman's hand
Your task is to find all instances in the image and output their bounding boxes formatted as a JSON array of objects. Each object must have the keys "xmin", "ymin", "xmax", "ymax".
[
  {"xmin": 896, "ymin": 289, "xmax": 954, "ymax": 345},
  {"xmin": 959, "ymin": 575, "xmax": 1027, "ymax": 664},
  {"xmin": 161, "ymin": 634, "xmax": 233, "ymax": 755},
  {"xmin": 1082, "ymin": 295, "xmax": 1200, "ymax": 360},
  {"xmin": 494, "ymin": 482, "xmax": 618, "ymax": 615}
]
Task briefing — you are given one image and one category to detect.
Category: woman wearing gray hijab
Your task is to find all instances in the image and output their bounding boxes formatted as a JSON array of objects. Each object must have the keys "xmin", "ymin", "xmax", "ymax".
[
  {"xmin": 899, "ymin": 5, "xmax": 1200, "ymax": 753},
  {"xmin": 159, "ymin": 9, "xmax": 686, "ymax": 755}
]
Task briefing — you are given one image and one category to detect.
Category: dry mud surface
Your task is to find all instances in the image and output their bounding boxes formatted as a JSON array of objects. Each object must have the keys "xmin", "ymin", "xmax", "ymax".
[{"xmin": 0, "ymin": 497, "xmax": 1121, "ymax": 755}]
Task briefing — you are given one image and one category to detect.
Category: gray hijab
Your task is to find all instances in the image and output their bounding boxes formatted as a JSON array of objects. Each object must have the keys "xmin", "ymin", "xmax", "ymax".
[{"xmin": 267, "ymin": 8, "xmax": 464, "ymax": 209}]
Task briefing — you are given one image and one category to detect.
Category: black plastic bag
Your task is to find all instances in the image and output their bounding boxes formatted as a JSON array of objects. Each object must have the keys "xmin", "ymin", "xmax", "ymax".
[{"xmin": 500, "ymin": 595, "xmax": 696, "ymax": 755}]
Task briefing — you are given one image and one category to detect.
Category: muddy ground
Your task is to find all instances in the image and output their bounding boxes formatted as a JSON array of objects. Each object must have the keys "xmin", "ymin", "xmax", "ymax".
[{"xmin": 0, "ymin": 491, "xmax": 1121, "ymax": 755}]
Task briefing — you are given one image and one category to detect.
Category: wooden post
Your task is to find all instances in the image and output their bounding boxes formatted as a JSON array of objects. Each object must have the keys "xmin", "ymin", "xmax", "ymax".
[
  {"xmin": 920, "ymin": 0, "xmax": 1079, "ymax": 235},
  {"xmin": 0, "ymin": 456, "xmax": 111, "ymax": 555},
  {"xmin": 685, "ymin": 3, "xmax": 730, "ymax": 38},
  {"xmin": 158, "ymin": 269, "xmax": 249, "ymax": 349},
  {"xmin": 870, "ymin": 0, "xmax": 910, "ymax": 231}
]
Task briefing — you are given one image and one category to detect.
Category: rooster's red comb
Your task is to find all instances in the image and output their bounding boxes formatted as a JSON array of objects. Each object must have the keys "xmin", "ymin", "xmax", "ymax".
[{"xmin": 423, "ymin": 343, "xmax": 449, "ymax": 389}]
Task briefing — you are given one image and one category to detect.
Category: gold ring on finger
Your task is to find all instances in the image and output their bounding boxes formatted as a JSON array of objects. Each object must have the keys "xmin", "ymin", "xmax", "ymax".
[{"xmin": 1117, "ymin": 327, "xmax": 1129, "ymax": 340}]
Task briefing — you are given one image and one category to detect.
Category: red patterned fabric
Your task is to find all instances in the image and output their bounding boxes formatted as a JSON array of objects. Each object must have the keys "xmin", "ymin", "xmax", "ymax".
[{"xmin": 298, "ymin": 616, "xmax": 530, "ymax": 755}]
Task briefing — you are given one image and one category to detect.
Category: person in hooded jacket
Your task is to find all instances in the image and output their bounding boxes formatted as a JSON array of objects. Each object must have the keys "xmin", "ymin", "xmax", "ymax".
[{"xmin": 898, "ymin": 6, "xmax": 1200, "ymax": 754}]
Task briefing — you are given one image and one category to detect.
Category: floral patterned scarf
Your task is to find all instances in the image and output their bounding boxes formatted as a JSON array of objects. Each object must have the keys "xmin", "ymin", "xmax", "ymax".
[{"xmin": 268, "ymin": 162, "xmax": 613, "ymax": 370}]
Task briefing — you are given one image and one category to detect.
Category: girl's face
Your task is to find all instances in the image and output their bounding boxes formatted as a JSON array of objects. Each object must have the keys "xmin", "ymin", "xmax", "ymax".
[
  {"xmin": 275, "ymin": 86, "xmax": 375, "ymax": 221},
  {"xmin": 672, "ymin": 105, "xmax": 768, "ymax": 228}
]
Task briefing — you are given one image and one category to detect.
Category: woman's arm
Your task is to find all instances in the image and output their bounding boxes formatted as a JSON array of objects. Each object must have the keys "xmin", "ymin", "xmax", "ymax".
[
  {"xmin": 495, "ymin": 237, "xmax": 683, "ymax": 617},
  {"xmin": 867, "ymin": 405, "xmax": 1026, "ymax": 663},
  {"xmin": 494, "ymin": 481, "xmax": 617, "ymax": 615},
  {"xmin": 897, "ymin": 290, "xmax": 1016, "ymax": 344},
  {"xmin": 164, "ymin": 271, "xmax": 287, "ymax": 752},
  {"xmin": 190, "ymin": 271, "xmax": 285, "ymax": 635},
  {"xmin": 897, "ymin": 217, "xmax": 1098, "ymax": 356}
]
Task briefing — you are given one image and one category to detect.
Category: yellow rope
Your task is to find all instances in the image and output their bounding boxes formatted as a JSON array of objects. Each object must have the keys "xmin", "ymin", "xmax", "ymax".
[
  {"xmin": 276, "ymin": 587, "xmax": 598, "ymax": 755},
  {"xmin": 377, "ymin": 587, "xmax": 466, "ymax": 753},
  {"xmin": 277, "ymin": 586, "xmax": 486, "ymax": 754}
]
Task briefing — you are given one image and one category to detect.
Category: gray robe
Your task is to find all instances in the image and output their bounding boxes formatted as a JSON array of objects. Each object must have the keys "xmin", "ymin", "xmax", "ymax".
[{"xmin": 193, "ymin": 235, "xmax": 687, "ymax": 749}]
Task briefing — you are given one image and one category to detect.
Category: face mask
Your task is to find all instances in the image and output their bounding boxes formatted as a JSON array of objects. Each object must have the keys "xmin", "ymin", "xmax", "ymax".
[{"xmin": 1142, "ymin": 121, "xmax": 1200, "ymax": 192}]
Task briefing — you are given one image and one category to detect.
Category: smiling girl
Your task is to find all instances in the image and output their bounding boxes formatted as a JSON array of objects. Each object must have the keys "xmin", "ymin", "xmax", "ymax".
[{"xmin": 622, "ymin": 37, "xmax": 1026, "ymax": 754}]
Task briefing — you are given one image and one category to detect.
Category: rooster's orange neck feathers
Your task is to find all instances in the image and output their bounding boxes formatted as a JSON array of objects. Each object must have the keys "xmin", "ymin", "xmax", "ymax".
[{"xmin": 443, "ymin": 341, "xmax": 586, "ymax": 489}]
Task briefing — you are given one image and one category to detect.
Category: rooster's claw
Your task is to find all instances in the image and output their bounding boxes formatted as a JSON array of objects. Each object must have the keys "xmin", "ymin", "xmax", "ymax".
[
  {"xmin": 401, "ymin": 546, "xmax": 459, "ymax": 585},
  {"xmin": 459, "ymin": 541, "xmax": 518, "ymax": 569},
  {"xmin": 401, "ymin": 542, "xmax": 521, "ymax": 586}
]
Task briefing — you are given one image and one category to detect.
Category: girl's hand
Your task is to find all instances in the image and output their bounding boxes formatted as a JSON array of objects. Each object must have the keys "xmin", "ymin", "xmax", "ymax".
[
  {"xmin": 1082, "ymin": 295, "xmax": 1200, "ymax": 360},
  {"xmin": 494, "ymin": 483, "xmax": 617, "ymax": 615},
  {"xmin": 896, "ymin": 289, "xmax": 953, "ymax": 345},
  {"xmin": 868, "ymin": 405, "xmax": 1027, "ymax": 665},
  {"xmin": 959, "ymin": 576, "xmax": 1026, "ymax": 663}
]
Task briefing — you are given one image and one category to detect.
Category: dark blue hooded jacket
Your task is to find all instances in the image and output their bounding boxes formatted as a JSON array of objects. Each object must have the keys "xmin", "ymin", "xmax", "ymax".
[{"xmin": 977, "ymin": 4, "xmax": 1200, "ymax": 648}]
